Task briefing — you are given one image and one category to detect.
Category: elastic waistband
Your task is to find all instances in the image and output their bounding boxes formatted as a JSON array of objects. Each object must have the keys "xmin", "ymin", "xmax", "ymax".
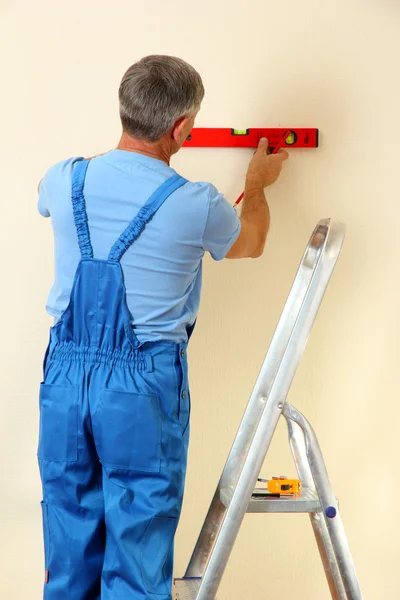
[
  {"xmin": 47, "ymin": 340, "xmax": 188, "ymax": 372},
  {"xmin": 48, "ymin": 342, "xmax": 153, "ymax": 372}
]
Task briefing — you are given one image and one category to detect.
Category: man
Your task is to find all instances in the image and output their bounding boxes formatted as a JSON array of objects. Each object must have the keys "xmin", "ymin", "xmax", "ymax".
[{"xmin": 37, "ymin": 55, "xmax": 288, "ymax": 599}]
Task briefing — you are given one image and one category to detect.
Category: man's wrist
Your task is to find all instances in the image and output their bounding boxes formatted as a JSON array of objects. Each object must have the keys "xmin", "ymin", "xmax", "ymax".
[{"xmin": 244, "ymin": 179, "xmax": 265, "ymax": 195}]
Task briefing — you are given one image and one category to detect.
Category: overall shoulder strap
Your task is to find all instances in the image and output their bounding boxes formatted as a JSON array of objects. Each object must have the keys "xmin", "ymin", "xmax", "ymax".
[
  {"xmin": 71, "ymin": 158, "xmax": 94, "ymax": 259},
  {"xmin": 108, "ymin": 173, "xmax": 188, "ymax": 263}
]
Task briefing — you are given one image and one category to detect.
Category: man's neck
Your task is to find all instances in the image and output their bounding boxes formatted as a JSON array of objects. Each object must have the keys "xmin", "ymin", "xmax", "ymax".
[{"xmin": 116, "ymin": 132, "xmax": 172, "ymax": 165}]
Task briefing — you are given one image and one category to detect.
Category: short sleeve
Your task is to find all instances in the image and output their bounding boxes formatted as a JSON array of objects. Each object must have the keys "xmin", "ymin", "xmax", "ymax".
[
  {"xmin": 202, "ymin": 185, "xmax": 241, "ymax": 261},
  {"xmin": 37, "ymin": 157, "xmax": 83, "ymax": 218}
]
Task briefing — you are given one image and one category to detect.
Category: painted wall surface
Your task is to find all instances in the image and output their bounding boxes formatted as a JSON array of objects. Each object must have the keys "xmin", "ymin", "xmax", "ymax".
[{"xmin": 1, "ymin": 1, "xmax": 399, "ymax": 598}]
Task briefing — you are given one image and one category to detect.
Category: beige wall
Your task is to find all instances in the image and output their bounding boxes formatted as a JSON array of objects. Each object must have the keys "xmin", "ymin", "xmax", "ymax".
[{"xmin": 1, "ymin": 0, "xmax": 399, "ymax": 597}]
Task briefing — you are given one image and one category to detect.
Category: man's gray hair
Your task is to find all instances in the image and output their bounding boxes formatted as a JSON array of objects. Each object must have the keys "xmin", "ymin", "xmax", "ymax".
[{"xmin": 119, "ymin": 55, "xmax": 205, "ymax": 142}]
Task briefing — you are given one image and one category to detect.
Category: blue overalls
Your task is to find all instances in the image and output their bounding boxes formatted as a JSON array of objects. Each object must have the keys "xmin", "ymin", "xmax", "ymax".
[{"xmin": 38, "ymin": 159, "xmax": 191, "ymax": 599}]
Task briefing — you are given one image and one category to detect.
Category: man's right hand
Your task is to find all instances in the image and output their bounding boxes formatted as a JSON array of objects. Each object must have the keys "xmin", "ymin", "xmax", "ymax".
[
  {"xmin": 226, "ymin": 137, "xmax": 289, "ymax": 260},
  {"xmin": 245, "ymin": 137, "xmax": 289, "ymax": 190}
]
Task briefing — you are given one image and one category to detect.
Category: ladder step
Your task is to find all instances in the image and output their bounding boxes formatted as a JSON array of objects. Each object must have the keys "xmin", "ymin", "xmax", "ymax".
[
  {"xmin": 220, "ymin": 486, "xmax": 335, "ymax": 513},
  {"xmin": 174, "ymin": 578, "xmax": 202, "ymax": 600},
  {"xmin": 220, "ymin": 487, "xmax": 339, "ymax": 513},
  {"xmin": 249, "ymin": 487, "xmax": 330, "ymax": 513}
]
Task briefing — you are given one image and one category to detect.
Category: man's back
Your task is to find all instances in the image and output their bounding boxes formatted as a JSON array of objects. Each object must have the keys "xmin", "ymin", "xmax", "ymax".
[{"xmin": 39, "ymin": 149, "xmax": 241, "ymax": 342}]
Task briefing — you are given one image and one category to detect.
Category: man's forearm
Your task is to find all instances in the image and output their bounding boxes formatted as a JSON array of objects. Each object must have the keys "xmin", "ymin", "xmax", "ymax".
[{"xmin": 241, "ymin": 183, "xmax": 270, "ymax": 255}]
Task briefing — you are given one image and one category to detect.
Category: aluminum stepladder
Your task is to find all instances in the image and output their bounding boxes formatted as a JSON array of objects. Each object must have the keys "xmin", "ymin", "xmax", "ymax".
[{"xmin": 174, "ymin": 219, "xmax": 363, "ymax": 600}]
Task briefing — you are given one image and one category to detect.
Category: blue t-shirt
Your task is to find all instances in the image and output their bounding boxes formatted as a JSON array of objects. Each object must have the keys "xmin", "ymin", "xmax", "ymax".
[{"xmin": 38, "ymin": 150, "xmax": 241, "ymax": 343}]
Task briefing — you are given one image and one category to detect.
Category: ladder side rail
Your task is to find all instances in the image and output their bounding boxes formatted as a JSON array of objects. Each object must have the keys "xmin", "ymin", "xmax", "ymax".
[
  {"xmin": 284, "ymin": 404, "xmax": 363, "ymax": 600},
  {"xmin": 311, "ymin": 513, "xmax": 349, "ymax": 600},
  {"xmin": 287, "ymin": 419, "xmax": 348, "ymax": 600},
  {"xmin": 219, "ymin": 220, "xmax": 345, "ymax": 494},
  {"xmin": 217, "ymin": 224, "xmax": 326, "ymax": 491},
  {"xmin": 217, "ymin": 220, "xmax": 343, "ymax": 496}
]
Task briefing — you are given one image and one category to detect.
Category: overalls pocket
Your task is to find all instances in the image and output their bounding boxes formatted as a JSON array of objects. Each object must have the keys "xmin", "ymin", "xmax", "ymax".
[
  {"xmin": 140, "ymin": 516, "xmax": 178, "ymax": 595},
  {"xmin": 38, "ymin": 384, "xmax": 78, "ymax": 462},
  {"xmin": 40, "ymin": 501, "xmax": 51, "ymax": 581},
  {"xmin": 95, "ymin": 390, "xmax": 161, "ymax": 472}
]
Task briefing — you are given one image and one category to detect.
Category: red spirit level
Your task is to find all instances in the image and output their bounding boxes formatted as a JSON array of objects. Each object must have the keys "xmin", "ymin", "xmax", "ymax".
[{"xmin": 183, "ymin": 128, "xmax": 318, "ymax": 149}]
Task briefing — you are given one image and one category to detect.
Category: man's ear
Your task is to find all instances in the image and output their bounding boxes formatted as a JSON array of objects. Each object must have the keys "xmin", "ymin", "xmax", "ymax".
[{"xmin": 172, "ymin": 116, "xmax": 191, "ymax": 145}]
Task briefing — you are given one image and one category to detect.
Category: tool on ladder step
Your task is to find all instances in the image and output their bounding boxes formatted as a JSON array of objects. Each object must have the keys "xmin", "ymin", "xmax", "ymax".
[
  {"xmin": 174, "ymin": 219, "xmax": 363, "ymax": 600},
  {"xmin": 255, "ymin": 476, "xmax": 302, "ymax": 496}
]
